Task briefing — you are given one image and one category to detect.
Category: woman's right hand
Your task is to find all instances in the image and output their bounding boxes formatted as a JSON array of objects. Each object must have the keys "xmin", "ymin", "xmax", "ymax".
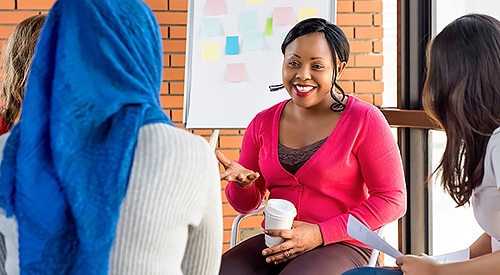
[{"xmin": 215, "ymin": 150, "xmax": 260, "ymax": 188}]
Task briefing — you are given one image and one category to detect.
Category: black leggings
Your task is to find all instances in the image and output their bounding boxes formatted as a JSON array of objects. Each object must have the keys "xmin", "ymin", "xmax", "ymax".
[{"xmin": 219, "ymin": 234, "xmax": 373, "ymax": 275}]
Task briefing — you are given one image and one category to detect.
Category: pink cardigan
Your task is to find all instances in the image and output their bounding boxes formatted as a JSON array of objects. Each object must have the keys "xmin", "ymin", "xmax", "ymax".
[{"xmin": 225, "ymin": 96, "xmax": 406, "ymax": 247}]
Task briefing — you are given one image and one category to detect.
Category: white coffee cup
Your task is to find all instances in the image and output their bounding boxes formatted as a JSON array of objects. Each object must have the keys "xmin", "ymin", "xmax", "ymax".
[{"xmin": 264, "ymin": 199, "xmax": 297, "ymax": 247}]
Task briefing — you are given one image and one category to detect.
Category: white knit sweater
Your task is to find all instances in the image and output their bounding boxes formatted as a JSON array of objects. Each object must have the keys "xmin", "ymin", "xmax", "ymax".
[{"xmin": 0, "ymin": 123, "xmax": 223, "ymax": 274}]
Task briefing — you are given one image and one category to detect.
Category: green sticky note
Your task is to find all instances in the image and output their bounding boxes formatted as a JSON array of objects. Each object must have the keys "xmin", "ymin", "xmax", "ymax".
[{"xmin": 265, "ymin": 18, "xmax": 273, "ymax": 36}]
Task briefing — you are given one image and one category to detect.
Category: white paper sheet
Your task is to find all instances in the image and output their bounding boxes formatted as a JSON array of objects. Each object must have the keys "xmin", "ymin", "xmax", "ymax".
[
  {"xmin": 347, "ymin": 214, "xmax": 403, "ymax": 259},
  {"xmin": 431, "ymin": 248, "xmax": 469, "ymax": 263},
  {"xmin": 347, "ymin": 214, "xmax": 470, "ymax": 264}
]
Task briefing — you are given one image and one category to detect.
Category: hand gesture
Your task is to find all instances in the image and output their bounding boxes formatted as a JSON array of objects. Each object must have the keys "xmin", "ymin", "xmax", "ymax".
[
  {"xmin": 215, "ymin": 150, "xmax": 260, "ymax": 188},
  {"xmin": 261, "ymin": 221, "xmax": 324, "ymax": 264}
]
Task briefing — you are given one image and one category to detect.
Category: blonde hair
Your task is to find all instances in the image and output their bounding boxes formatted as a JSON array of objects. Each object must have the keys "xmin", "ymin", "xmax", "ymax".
[{"xmin": 1, "ymin": 14, "xmax": 46, "ymax": 127}]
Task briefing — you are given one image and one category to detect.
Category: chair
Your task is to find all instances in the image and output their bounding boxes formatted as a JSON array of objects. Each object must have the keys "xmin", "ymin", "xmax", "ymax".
[{"xmin": 229, "ymin": 206, "xmax": 384, "ymax": 267}]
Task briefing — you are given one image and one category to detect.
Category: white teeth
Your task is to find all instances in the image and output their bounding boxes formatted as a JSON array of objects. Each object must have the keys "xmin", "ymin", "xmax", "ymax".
[{"xmin": 296, "ymin": 86, "xmax": 313, "ymax": 92}]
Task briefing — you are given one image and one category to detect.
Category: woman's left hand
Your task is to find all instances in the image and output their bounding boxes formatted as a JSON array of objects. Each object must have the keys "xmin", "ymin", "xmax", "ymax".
[
  {"xmin": 396, "ymin": 254, "xmax": 440, "ymax": 275},
  {"xmin": 261, "ymin": 220, "xmax": 324, "ymax": 264}
]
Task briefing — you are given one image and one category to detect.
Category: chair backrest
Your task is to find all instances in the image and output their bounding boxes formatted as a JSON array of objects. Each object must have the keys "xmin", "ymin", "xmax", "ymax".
[{"xmin": 229, "ymin": 206, "xmax": 385, "ymax": 267}]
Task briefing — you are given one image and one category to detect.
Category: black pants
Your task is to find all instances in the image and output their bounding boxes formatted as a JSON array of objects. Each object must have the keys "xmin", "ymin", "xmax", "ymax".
[{"xmin": 219, "ymin": 234, "xmax": 373, "ymax": 275}]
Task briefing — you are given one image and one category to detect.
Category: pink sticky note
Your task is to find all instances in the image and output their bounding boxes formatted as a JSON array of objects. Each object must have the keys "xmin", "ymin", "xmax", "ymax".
[
  {"xmin": 273, "ymin": 7, "xmax": 295, "ymax": 26},
  {"xmin": 226, "ymin": 63, "xmax": 247, "ymax": 83},
  {"xmin": 206, "ymin": 0, "xmax": 227, "ymax": 16}
]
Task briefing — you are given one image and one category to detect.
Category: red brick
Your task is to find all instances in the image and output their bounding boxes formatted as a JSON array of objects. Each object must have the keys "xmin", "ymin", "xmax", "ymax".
[
  {"xmin": 340, "ymin": 26, "xmax": 354, "ymax": 39},
  {"xmin": 17, "ymin": 0, "xmax": 54, "ymax": 9},
  {"xmin": 355, "ymin": 81, "xmax": 384, "ymax": 93},
  {"xmin": 341, "ymin": 67, "xmax": 374, "ymax": 81},
  {"xmin": 373, "ymin": 40, "xmax": 383, "ymax": 52},
  {"xmin": 170, "ymin": 26, "xmax": 187, "ymax": 38},
  {"xmin": 169, "ymin": 0, "xmax": 188, "ymax": 11},
  {"xmin": 163, "ymin": 40, "xmax": 186, "ymax": 53},
  {"xmin": 155, "ymin": 11, "xmax": 187, "ymax": 25},
  {"xmin": 170, "ymin": 54, "xmax": 185, "ymax": 67},
  {"xmin": 0, "ymin": 1, "xmax": 15, "ymax": 9},
  {"xmin": 219, "ymin": 135, "xmax": 243, "ymax": 149},
  {"xmin": 336, "ymin": 1, "xmax": 353, "ymax": 12},
  {"xmin": 0, "ymin": 26, "xmax": 15, "ymax": 40},
  {"xmin": 0, "ymin": 11, "xmax": 42, "ymax": 24},
  {"xmin": 169, "ymin": 108, "xmax": 184, "ymax": 122},
  {"xmin": 354, "ymin": 1, "xmax": 383, "ymax": 13},
  {"xmin": 349, "ymin": 40, "xmax": 373, "ymax": 53},
  {"xmin": 355, "ymin": 27, "xmax": 383, "ymax": 39},
  {"xmin": 160, "ymin": 94, "xmax": 183, "ymax": 108},
  {"xmin": 374, "ymin": 68, "xmax": 383, "ymax": 80},
  {"xmin": 337, "ymin": 13, "xmax": 373, "ymax": 26},
  {"xmin": 162, "ymin": 67, "xmax": 184, "ymax": 81},
  {"xmin": 144, "ymin": 0, "xmax": 168, "ymax": 10},
  {"xmin": 169, "ymin": 82, "xmax": 184, "ymax": 94},
  {"xmin": 337, "ymin": 80, "xmax": 354, "ymax": 94},
  {"xmin": 354, "ymin": 55, "xmax": 383, "ymax": 67},
  {"xmin": 373, "ymin": 13, "xmax": 383, "ymax": 26},
  {"xmin": 354, "ymin": 94, "xmax": 374, "ymax": 104}
]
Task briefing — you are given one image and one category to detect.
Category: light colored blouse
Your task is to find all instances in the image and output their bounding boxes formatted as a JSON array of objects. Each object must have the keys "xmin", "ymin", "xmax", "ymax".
[{"xmin": 473, "ymin": 126, "xmax": 500, "ymax": 251}]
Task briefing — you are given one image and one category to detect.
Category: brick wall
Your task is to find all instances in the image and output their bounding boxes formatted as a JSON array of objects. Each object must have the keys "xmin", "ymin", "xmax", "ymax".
[{"xmin": 0, "ymin": 0, "xmax": 385, "ymax": 253}]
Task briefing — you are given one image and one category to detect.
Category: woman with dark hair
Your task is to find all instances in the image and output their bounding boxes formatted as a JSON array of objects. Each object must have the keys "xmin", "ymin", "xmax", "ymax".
[
  {"xmin": 217, "ymin": 18, "xmax": 407, "ymax": 274},
  {"xmin": 343, "ymin": 13, "xmax": 500, "ymax": 275}
]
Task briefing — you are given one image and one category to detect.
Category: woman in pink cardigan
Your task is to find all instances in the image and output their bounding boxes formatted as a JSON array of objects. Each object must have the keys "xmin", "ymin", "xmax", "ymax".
[{"xmin": 216, "ymin": 18, "xmax": 406, "ymax": 275}]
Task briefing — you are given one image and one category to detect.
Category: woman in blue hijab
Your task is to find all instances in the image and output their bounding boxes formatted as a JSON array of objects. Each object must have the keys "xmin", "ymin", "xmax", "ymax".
[{"xmin": 0, "ymin": 0, "xmax": 222, "ymax": 274}]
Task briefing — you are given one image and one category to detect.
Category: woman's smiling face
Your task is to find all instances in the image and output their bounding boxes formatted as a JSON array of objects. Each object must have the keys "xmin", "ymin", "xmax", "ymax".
[{"xmin": 282, "ymin": 32, "xmax": 343, "ymax": 109}]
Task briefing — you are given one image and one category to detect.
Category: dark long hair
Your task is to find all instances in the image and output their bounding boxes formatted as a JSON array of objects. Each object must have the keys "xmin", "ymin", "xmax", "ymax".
[
  {"xmin": 423, "ymin": 14, "xmax": 500, "ymax": 206},
  {"xmin": 270, "ymin": 18, "xmax": 350, "ymax": 112}
]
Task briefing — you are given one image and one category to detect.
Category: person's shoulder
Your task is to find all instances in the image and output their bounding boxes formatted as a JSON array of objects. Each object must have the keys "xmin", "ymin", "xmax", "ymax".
[
  {"xmin": 345, "ymin": 96, "xmax": 384, "ymax": 120},
  {"xmin": 138, "ymin": 123, "xmax": 211, "ymax": 153},
  {"xmin": 347, "ymin": 95, "xmax": 379, "ymax": 112}
]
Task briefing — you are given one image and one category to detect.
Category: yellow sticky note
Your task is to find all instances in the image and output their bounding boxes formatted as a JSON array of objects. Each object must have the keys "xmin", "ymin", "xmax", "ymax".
[
  {"xmin": 298, "ymin": 7, "xmax": 318, "ymax": 22},
  {"xmin": 201, "ymin": 42, "xmax": 220, "ymax": 61},
  {"xmin": 247, "ymin": 0, "xmax": 265, "ymax": 4}
]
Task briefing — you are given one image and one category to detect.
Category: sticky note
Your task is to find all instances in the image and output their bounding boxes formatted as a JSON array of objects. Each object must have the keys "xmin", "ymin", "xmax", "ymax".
[
  {"xmin": 225, "ymin": 36, "xmax": 239, "ymax": 55},
  {"xmin": 238, "ymin": 11, "xmax": 260, "ymax": 33},
  {"xmin": 298, "ymin": 7, "xmax": 318, "ymax": 22},
  {"xmin": 242, "ymin": 33, "xmax": 264, "ymax": 50},
  {"xmin": 247, "ymin": 0, "xmax": 265, "ymax": 4},
  {"xmin": 226, "ymin": 63, "xmax": 248, "ymax": 83},
  {"xmin": 273, "ymin": 7, "xmax": 295, "ymax": 26},
  {"xmin": 201, "ymin": 17, "xmax": 221, "ymax": 37},
  {"xmin": 206, "ymin": 0, "xmax": 227, "ymax": 16},
  {"xmin": 265, "ymin": 18, "xmax": 273, "ymax": 36},
  {"xmin": 201, "ymin": 42, "xmax": 221, "ymax": 61}
]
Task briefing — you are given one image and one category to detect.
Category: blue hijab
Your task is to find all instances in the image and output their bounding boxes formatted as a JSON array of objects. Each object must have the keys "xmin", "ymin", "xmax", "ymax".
[{"xmin": 0, "ymin": 0, "xmax": 172, "ymax": 273}]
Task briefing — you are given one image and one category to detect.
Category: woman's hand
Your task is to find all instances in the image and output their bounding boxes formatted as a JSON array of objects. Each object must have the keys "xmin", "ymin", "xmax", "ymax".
[
  {"xmin": 261, "ymin": 221, "xmax": 324, "ymax": 264},
  {"xmin": 215, "ymin": 150, "xmax": 259, "ymax": 188},
  {"xmin": 396, "ymin": 254, "xmax": 440, "ymax": 275}
]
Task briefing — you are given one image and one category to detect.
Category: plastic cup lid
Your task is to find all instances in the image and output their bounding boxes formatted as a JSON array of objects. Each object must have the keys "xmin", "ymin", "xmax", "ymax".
[{"xmin": 264, "ymin": 199, "xmax": 297, "ymax": 218}]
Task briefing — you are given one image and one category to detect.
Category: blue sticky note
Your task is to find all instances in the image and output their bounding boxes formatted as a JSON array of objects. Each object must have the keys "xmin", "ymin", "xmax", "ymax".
[
  {"xmin": 201, "ymin": 17, "xmax": 221, "ymax": 37},
  {"xmin": 238, "ymin": 11, "xmax": 259, "ymax": 33},
  {"xmin": 226, "ymin": 36, "xmax": 239, "ymax": 55},
  {"xmin": 242, "ymin": 33, "xmax": 264, "ymax": 50}
]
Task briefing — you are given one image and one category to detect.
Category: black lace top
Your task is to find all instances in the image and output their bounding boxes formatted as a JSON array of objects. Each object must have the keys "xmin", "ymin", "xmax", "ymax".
[{"xmin": 278, "ymin": 137, "xmax": 327, "ymax": 175}]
